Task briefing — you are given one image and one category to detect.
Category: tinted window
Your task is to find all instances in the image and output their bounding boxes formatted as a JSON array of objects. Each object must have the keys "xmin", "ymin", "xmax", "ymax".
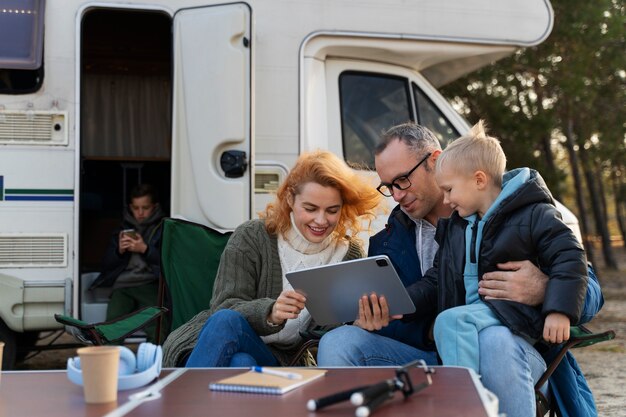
[
  {"xmin": 0, "ymin": 0, "xmax": 45, "ymax": 93},
  {"xmin": 339, "ymin": 72, "xmax": 412, "ymax": 169},
  {"xmin": 413, "ymin": 83, "xmax": 458, "ymax": 145}
]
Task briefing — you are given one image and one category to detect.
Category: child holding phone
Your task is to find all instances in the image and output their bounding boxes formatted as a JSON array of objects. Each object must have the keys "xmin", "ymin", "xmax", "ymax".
[
  {"xmin": 121, "ymin": 229, "xmax": 137, "ymax": 239},
  {"xmin": 89, "ymin": 184, "xmax": 165, "ymax": 342}
]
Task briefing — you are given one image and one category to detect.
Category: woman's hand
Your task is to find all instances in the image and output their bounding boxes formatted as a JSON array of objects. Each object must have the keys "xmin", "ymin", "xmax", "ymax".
[
  {"xmin": 267, "ymin": 290, "xmax": 307, "ymax": 326},
  {"xmin": 118, "ymin": 232, "xmax": 148, "ymax": 255},
  {"xmin": 353, "ymin": 293, "xmax": 402, "ymax": 331}
]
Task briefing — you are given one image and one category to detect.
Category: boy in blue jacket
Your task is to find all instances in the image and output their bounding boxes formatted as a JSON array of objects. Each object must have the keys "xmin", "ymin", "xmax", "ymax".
[{"xmin": 420, "ymin": 120, "xmax": 588, "ymax": 371}]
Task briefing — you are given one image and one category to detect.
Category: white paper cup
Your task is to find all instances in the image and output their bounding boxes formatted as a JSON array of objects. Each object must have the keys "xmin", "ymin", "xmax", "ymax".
[{"xmin": 77, "ymin": 346, "xmax": 120, "ymax": 404}]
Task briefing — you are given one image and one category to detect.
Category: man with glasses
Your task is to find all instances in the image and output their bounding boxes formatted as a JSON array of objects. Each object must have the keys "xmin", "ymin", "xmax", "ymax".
[
  {"xmin": 317, "ymin": 122, "xmax": 604, "ymax": 416},
  {"xmin": 375, "ymin": 151, "xmax": 432, "ymax": 196}
]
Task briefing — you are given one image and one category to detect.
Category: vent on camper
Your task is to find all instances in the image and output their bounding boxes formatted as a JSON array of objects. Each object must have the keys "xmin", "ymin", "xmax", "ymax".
[
  {"xmin": 255, "ymin": 172, "xmax": 280, "ymax": 193},
  {"xmin": 0, "ymin": 111, "xmax": 68, "ymax": 145},
  {"xmin": 0, "ymin": 234, "xmax": 67, "ymax": 267}
]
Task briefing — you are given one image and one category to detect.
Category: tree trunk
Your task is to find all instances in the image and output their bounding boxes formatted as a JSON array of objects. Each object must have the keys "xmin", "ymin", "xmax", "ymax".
[
  {"xmin": 594, "ymin": 160, "xmax": 609, "ymax": 227},
  {"xmin": 611, "ymin": 167, "xmax": 626, "ymax": 248},
  {"xmin": 563, "ymin": 118, "xmax": 596, "ymax": 266},
  {"xmin": 539, "ymin": 135, "xmax": 561, "ymax": 200},
  {"xmin": 578, "ymin": 146, "xmax": 618, "ymax": 269}
]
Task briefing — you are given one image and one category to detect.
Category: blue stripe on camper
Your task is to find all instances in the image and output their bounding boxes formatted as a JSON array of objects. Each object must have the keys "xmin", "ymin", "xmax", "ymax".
[{"xmin": 4, "ymin": 195, "xmax": 74, "ymax": 201}]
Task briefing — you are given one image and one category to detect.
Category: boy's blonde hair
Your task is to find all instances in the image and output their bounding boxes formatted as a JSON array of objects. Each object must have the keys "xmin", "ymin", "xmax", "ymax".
[{"xmin": 436, "ymin": 120, "xmax": 506, "ymax": 187}]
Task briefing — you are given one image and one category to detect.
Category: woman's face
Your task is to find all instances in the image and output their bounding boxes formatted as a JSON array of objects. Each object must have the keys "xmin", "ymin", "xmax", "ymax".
[{"xmin": 290, "ymin": 182, "xmax": 343, "ymax": 243}]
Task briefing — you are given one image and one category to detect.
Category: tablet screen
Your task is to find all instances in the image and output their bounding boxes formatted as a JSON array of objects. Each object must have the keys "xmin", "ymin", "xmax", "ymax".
[{"xmin": 285, "ymin": 255, "xmax": 415, "ymax": 325}]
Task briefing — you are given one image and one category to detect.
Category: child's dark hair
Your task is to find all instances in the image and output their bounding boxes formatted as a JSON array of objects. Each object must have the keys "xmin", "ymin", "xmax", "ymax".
[{"xmin": 129, "ymin": 184, "xmax": 159, "ymax": 204}]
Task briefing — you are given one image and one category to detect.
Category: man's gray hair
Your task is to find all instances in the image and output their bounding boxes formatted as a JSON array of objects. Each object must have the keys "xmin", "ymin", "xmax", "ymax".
[{"xmin": 375, "ymin": 122, "xmax": 442, "ymax": 158}]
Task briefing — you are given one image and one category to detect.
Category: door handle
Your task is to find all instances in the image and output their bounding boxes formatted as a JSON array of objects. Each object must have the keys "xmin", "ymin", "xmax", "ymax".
[{"xmin": 220, "ymin": 150, "xmax": 248, "ymax": 178}]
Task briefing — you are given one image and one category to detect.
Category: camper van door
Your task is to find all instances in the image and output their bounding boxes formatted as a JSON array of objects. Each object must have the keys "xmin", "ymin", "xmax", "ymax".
[{"xmin": 170, "ymin": 4, "xmax": 252, "ymax": 232}]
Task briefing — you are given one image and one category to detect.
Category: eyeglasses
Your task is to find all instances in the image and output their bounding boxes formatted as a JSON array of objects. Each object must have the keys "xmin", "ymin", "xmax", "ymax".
[{"xmin": 376, "ymin": 152, "xmax": 432, "ymax": 197}]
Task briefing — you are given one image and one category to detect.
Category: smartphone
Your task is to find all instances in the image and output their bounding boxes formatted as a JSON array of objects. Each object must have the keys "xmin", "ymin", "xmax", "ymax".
[{"xmin": 121, "ymin": 229, "xmax": 137, "ymax": 239}]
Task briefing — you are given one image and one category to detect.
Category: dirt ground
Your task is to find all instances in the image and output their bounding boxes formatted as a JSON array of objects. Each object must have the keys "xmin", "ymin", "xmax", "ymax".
[
  {"xmin": 571, "ymin": 245, "xmax": 626, "ymax": 417},
  {"xmin": 13, "ymin": 245, "xmax": 626, "ymax": 416}
]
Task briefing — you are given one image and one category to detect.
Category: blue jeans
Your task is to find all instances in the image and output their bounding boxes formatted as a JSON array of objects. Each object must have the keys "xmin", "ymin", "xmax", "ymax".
[
  {"xmin": 185, "ymin": 309, "xmax": 279, "ymax": 367},
  {"xmin": 316, "ymin": 325, "xmax": 438, "ymax": 366},
  {"xmin": 478, "ymin": 326, "xmax": 546, "ymax": 417}
]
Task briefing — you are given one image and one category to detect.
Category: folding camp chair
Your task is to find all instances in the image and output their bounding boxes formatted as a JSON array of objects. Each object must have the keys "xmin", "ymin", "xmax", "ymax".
[
  {"xmin": 535, "ymin": 325, "xmax": 616, "ymax": 417},
  {"xmin": 55, "ymin": 306, "xmax": 167, "ymax": 345},
  {"xmin": 55, "ymin": 218, "xmax": 169, "ymax": 345},
  {"xmin": 156, "ymin": 217, "xmax": 322, "ymax": 366},
  {"xmin": 288, "ymin": 338, "xmax": 321, "ymax": 366},
  {"xmin": 55, "ymin": 217, "xmax": 230, "ymax": 346},
  {"xmin": 155, "ymin": 217, "xmax": 232, "ymax": 343}
]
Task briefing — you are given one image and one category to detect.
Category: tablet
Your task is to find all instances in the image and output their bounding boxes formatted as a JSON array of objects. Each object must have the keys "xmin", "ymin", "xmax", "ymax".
[{"xmin": 285, "ymin": 255, "xmax": 415, "ymax": 325}]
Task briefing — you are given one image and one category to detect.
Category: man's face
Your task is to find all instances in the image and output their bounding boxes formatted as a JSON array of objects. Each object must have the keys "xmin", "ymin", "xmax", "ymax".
[
  {"xmin": 374, "ymin": 139, "xmax": 443, "ymax": 221},
  {"xmin": 129, "ymin": 195, "xmax": 156, "ymax": 223}
]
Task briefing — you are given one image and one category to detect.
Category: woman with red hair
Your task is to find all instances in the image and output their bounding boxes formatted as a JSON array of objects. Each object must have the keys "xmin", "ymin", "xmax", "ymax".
[{"xmin": 163, "ymin": 150, "xmax": 383, "ymax": 367}]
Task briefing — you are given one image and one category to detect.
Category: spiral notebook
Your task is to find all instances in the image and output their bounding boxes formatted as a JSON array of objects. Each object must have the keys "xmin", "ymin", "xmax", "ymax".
[{"xmin": 209, "ymin": 368, "xmax": 327, "ymax": 395}]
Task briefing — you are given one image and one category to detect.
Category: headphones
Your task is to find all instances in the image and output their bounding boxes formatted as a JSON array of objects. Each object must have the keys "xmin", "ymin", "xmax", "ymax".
[{"xmin": 67, "ymin": 343, "xmax": 163, "ymax": 391}]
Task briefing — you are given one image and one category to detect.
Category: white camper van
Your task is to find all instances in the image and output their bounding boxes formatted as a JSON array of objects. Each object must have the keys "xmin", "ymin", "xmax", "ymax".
[{"xmin": 0, "ymin": 0, "xmax": 563, "ymax": 367}]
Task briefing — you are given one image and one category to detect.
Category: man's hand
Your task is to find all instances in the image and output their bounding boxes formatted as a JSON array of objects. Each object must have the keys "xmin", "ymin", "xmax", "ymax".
[
  {"xmin": 479, "ymin": 260, "xmax": 547, "ymax": 306},
  {"xmin": 353, "ymin": 293, "xmax": 402, "ymax": 331},
  {"xmin": 268, "ymin": 290, "xmax": 306, "ymax": 326},
  {"xmin": 543, "ymin": 312, "xmax": 571, "ymax": 344}
]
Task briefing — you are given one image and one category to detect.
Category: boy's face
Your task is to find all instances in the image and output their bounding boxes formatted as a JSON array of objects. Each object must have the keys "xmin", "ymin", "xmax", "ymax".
[
  {"xmin": 435, "ymin": 165, "xmax": 483, "ymax": 218},
  {"xmin": 129, "ymin": 195, "xmax": 156, "ymax": 223}
]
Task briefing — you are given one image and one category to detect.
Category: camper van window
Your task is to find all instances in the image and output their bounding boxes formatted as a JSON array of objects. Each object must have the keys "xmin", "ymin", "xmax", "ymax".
[
  {"xmin": 0, "ymin": 0, "xmax": 45, "ymax": 93},
  {"xmin": 339, "ymin": 72, "xmax": 412, "ymax": 169},
  {"xmin": 412, "ymin": 83, "xmax": 459, "ymax": 145}
]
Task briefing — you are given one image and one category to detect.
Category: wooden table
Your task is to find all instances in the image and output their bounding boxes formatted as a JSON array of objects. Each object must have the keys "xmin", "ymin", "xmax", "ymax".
[{"xmin": 0, "ymin": 367, "xmax": 496, "ymax": 417}]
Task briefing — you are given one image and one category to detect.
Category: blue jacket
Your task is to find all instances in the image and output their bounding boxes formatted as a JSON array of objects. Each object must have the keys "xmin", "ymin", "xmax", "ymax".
[
  {"xmin": 410, "ymin": 169, "xmax": 588, "ymax": 340},
  {"xmin": 368, "ymin": 205, "xmax": 436, "ymax": 351},
  {"xmin": 90, "ymin": 207, "xmax": 164, "ymax": 289},
  {"xmin": 552, "ymin": 266, "xmax": 603, "ymax": 417}
]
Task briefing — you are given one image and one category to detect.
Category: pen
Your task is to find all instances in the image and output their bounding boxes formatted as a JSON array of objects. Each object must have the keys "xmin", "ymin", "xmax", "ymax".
[{"xmin": 251, "ymin": 366, "xmax": 303, "ymax": 380}]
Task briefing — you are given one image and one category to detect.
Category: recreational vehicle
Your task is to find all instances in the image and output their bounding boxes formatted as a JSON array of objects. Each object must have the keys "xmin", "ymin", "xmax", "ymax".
[{"xmin": 0, "ymin": 0, "xmax": 561, "ymax": 368}]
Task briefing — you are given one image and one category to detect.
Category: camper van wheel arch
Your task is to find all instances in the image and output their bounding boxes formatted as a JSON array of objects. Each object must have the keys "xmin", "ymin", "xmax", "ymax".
[{"xmin": 0, "ymin": 319, "xmax": 17, "ymax": 370}]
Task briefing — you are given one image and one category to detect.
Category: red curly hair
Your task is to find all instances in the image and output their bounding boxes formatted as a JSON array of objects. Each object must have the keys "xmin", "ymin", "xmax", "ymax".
[{"xmin": 261, "ymin": 151, "xmax": 383, "ymax": 240}]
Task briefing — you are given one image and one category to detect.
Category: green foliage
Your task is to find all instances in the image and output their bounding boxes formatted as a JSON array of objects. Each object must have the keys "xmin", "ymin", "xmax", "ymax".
[{"xmin": 441, "ymin": 0, "xmax": 625, "ymax": 206}]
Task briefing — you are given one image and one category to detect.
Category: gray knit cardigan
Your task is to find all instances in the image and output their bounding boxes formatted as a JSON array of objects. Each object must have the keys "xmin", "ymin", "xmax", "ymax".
[{"xmin": 162, "ymin": 219, "xmax": 364, "ymax": 367}]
